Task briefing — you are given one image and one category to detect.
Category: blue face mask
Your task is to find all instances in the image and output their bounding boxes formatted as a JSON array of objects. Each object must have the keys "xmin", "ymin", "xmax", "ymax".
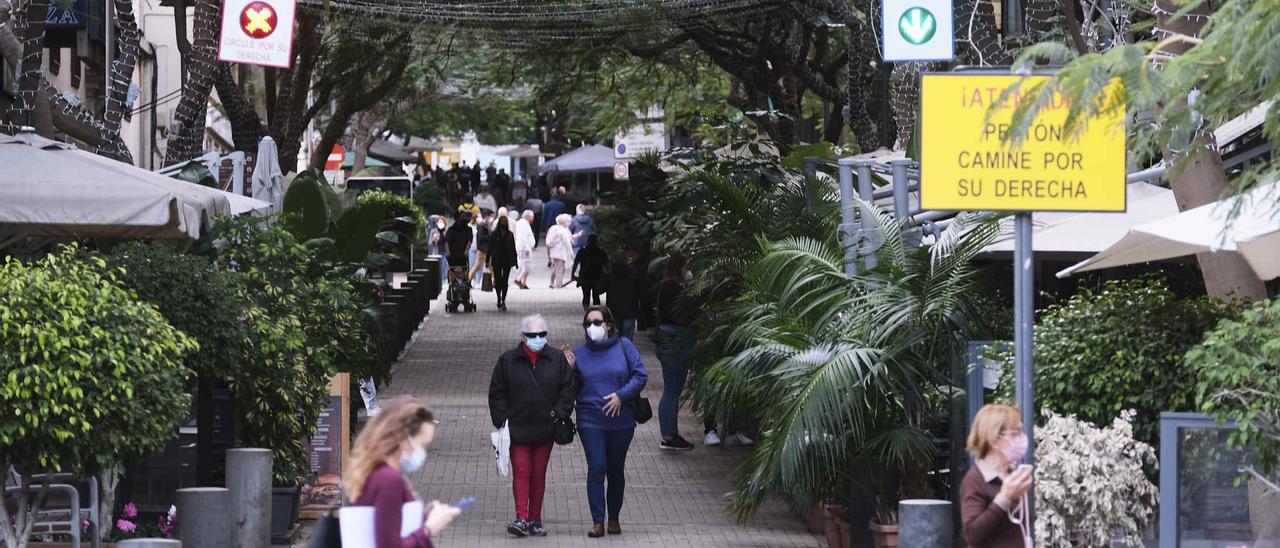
[
  {"xmin": 525, "ymin": 336, "xmax": 548, "ymax": 352},
  {"xmin": 400, "ymin": 445, "xmax": 426, "ymax": 472}
]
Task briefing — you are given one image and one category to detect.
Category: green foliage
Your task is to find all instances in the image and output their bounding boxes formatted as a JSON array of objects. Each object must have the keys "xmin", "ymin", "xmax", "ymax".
[
  {"xmin": 357, "ymin": 190, "xmax": 426, "ymax": 271},
  {"xmin": 283, "ymin": 172, "xmax": 336, "ymax": 241},
  {"xmin": 997, "ymin": 277, "xmax": 1233, "ymax": 446},
  {"xmin": 213, "ymin": 217, "xmax": 332, "ymax": 485},
  {"xmin": 100, "ymin": 241, "xmax": 247, "ymax": 381},
  {"xmin": 1188, "ymin": 296, "xmax": 1280, "ymax": 473},
  {"xmin": 0, "ymin": 246, "xmax": 195, "ymax": 475}
]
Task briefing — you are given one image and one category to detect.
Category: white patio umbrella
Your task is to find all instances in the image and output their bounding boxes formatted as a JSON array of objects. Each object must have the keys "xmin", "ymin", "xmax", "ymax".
[
  {"xmin": 251, "ymin": 136, "xmax": 285, "ymax": 214},
  {"xmin": 0, "ymin": 129, "xmax": 231, "ymax": 238},
  {"xmin": 1058, "ymin": 182, "xmax": 1280, "ymax": 280}
]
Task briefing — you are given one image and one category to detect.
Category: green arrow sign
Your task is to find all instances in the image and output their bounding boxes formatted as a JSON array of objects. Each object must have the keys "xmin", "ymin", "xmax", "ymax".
[{"xmin": 898, "ymin": 7, "xmax": 937, "ymax": 45}]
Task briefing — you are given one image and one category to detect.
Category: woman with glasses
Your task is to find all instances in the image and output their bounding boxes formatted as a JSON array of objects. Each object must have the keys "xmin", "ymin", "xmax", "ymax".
[
  {"xmin": 563, "ymin": 306, "xmax": 648, "ymax": 538},
  {"xmin": 961, "ymin": 404, "xmax": 1035, "ymax": 547},
  {"xmin": 488, "ymin": 314, "xmax": 577, "ymax": 538}
]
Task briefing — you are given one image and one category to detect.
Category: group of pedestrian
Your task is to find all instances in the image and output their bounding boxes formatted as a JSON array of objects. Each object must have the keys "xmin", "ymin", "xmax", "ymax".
[{"xmin": 488, "ymin": 308, "xmax": 648, "ymax": 539}]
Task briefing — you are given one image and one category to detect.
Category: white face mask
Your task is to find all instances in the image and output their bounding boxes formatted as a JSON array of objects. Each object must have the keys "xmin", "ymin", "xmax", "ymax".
[
  {"xmin": 586, "ymin": 324, "xmax": 607, "ymax": 342},
  {"xmin": 400, "ymin": 444, "xmax": 426, "ymax": 472}
]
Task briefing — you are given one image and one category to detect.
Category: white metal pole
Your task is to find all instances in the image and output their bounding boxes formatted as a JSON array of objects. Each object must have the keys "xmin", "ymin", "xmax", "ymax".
[{"xmin": 1013, "ymin": 211, "xmax": 1036, "ymax": 535}]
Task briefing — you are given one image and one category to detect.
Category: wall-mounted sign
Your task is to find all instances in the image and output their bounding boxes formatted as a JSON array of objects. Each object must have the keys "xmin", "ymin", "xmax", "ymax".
[
  {"xmin": 882, "ymin": 0, "xmax": 954, "ymax": 62},
  {"xmin": 218, "ymin": 0, "xmax": 296, "ymax": 68},
  {"xmin": 919, "ymin": 73, "xmax": 1127, "ymax": 212}
]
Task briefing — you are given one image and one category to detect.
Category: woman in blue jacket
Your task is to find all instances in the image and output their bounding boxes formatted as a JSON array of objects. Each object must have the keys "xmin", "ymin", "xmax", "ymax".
[{"xmin": 564, "ymin": 305, "xmax": 648, "ymax": 538}]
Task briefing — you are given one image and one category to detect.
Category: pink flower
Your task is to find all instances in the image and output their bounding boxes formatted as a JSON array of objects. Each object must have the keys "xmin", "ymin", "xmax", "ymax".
[
  {"xmin": 116, "ymin": 519, "xmax": 136, "ymax": 533},
  {"xmin": 122, "ymin": 503, "xmax": 138, "ymax": 519}
]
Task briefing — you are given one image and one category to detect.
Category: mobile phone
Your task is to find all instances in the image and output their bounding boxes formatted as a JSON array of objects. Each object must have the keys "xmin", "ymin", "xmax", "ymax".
[
  {"xmin": 454, "ymin": 497, "xmax": 475, "ymax": 509},
  {"xmin": 1017, "ymin": 464, "xmax": 1034, "ymax": 474}
]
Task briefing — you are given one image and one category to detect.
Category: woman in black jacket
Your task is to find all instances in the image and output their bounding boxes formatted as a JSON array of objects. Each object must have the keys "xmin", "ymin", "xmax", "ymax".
[
  {"xmin": 604, "ymin": 251, "xmax": 642, "ymax": 340},
  {"xmin": 571, "ymin": 234, "xmax": 609, "ymax": 310},
  {"xmin": 487, "ymin": 216, "xmax": 518, "ymax": 311},
  {"xmin": 488, "ymin": 314, "xmax": 577, "ymax": 538}
]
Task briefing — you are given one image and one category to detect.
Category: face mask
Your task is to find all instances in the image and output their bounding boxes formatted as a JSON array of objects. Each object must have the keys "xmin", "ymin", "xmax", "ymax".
[
  {"xmin": 683, "ymin": 270, "xmax": 693, "ymax": 282},
  {"xmin": 400, "ymin": 444, "xmax": 426, "ymax": 472},
  {"xmin": 436, "ymin": 221, "xmax": 445, "ymax": 230},
  {"xmin": 586, "ymin": 324, "xmax": 607, "ymax": 342},
  {"xmin": 525, "ymin": 336, "xmax": 548, "ymax": 352},
  {"xmin": 1001, "ymin": 432, "xmax": 1029, "ymax": 463}
]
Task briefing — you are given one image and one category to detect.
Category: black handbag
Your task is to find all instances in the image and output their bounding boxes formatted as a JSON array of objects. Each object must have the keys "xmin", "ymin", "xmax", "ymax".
[
  {"xmin": 619, "ymin": 342, "xmax": 653, "ymax": 424},
  {"xmin": 525, "ymin": 366, "xmax": 576, "ymax": 445},
  {"xmin": 306, "ymin": 504, "xmax": 342, "ymax": 548}
]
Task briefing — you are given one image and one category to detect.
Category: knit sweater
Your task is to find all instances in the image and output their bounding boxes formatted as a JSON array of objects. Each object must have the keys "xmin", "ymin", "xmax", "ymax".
[{"xmin": 574, "ymin": 335, "xmax": 648, "ymax": 430}]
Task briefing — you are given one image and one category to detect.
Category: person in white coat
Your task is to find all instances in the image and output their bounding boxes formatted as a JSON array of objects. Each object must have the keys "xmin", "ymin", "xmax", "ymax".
[
  {"xmin": 515, "ymin": 210, "xmax": 537, "ymax": 289},
  {"xmin": 545, "ymin": 213, "xmax": 575, "ymax": 289}
]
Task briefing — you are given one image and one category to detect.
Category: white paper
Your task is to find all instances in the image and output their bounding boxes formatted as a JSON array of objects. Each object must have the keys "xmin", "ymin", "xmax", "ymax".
[
  {"xmin": 338, "ymin": 501, "xmax": 426, "ymax": 547},
  {"xmin": 400, "ymin": 500, "xmax": 424, "ymax": 537}
]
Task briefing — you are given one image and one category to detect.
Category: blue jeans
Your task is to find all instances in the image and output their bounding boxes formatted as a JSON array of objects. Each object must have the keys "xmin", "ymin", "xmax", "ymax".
[
  {"xmin": 655, "ymin": 324, "xmax": 694, "ymax": 439},
  {"xmin": 579, "ymin": 427, "xmax": 635, "ymax": 524},
  {"xmin": 618, "ymin": 318, "xmax": 637, "ymax": 340}
]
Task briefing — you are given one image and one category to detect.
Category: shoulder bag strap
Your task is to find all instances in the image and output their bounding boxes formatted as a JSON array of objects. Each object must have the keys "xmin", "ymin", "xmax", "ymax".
[{"xmin": 523, "ymin": 363, "xmax": 557, "ymax": 418}]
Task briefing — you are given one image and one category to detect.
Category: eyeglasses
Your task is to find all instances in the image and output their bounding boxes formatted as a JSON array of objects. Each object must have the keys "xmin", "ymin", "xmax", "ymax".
[
  {"xmin": 522, "ymin": 331, "xmax": 548, "ymax": 338},
  {"xmin": 583, "ymin": 319, "xmax": 606, "ymax": 327}
]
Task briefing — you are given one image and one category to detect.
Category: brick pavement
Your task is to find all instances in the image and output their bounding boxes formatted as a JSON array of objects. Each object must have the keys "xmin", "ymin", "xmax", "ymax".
[{"xmin": 378, "ymin": 262, "xmax": 823, "ymax": 547}]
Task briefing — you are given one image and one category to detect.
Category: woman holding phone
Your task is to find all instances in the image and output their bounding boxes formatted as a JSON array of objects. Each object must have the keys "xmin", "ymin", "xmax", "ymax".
[
  {"xmin": 344, "ymin": 396, "xmax": 461, "ymax": 547},
  {"xmin": 563, "ymin": 306, "xmax": 648, "ymax": 538},
  {"xmin": 961, "ymin": 404, "xmax": 1035, "ymax": 547}
]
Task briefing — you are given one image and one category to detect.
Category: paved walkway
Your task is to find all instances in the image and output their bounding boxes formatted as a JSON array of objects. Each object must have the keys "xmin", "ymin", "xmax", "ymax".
[{"xmin": 378, "ymin": 260, "xmax": 822, "ymax": 547}]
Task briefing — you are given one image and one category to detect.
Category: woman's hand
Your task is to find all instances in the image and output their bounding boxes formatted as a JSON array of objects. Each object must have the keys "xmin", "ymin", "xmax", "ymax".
[
  {"xmin": 602, "ymin": 393, "xmax": 622, "ymax": 417},
  {"xmin": 423, "ymin": 500, "xmax": 461, "ymax": 537},
  {"xmin": 563, "ymin": 345, "xmax": 576, "ymax": 366},
  {"xmin": 998, "ymin": 465, "xmax": 1033, "ymax": 504}
]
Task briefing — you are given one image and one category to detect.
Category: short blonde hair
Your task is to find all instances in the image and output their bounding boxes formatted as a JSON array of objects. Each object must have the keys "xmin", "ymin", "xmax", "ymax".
[{"xmin": 967, "ymin": 404, "xmax": 1022, "ymax": 459}]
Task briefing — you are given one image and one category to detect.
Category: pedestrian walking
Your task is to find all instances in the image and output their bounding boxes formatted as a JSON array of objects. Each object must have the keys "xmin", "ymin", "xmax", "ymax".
[
  {"xmin": 488, "ymin": 315, "xmax": 577, "ymax": 538},
  {"xmin": 427, "ymin": 215, "xmax": 449, "ymax": 286},
  {"xmin": 488, "ymin": 216, "xmax": 517, "ymax": 311},
  {"xmin": 443, "ymin": 211, "xmax": 473, "ymax": 280},
  {"xmin": 571, "ymin": 234, "xmax": 609, "ymax": 309},
  {"xmin": 344, "ymin": 396, "xmax": 461, "ymax": 547},
  {"xmin": 655, "ymin": 252, "xmax": 696, "ymax": 451},
  {"xmin": 604, "ymin": 251, "xmax": 642, "ymax": 340},
  {"xmin": 564, "ymin": 306, "xmax": 648, "ymax": 538},
  {"xmin": 962, "ymin": 404, "xmax": 1034, "ymax": 548},
  {"xmin": 469, "ymin": 210, "xmax": 492, "ymax": 287},
  {"xmin": 476, "ymin": 183, "xmax": 498, "ymax": 213},
  {"xmin": 546, "ymin": 213, "xmax": 574, "ymax": 289},
  {"xmin": 570, "ymin": 204, "xmax": 597, "ymax": 253},
  {"xmin": 515, "ymin": 210, "xmax": 537, "ymax": 289},
  {"xmin": 541, "ymin": 187, "xmax": 568, "ymax": 238}
]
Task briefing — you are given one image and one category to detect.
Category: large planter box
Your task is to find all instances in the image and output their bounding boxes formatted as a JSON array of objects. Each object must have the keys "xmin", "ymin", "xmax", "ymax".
[{"xmin": 271, "ymin": 485, "xmax": 300, "ymax": 543}]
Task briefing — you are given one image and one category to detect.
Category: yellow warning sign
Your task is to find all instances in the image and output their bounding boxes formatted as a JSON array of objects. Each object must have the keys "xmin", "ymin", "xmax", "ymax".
[{"xmin": 919, "ymin": 73, "xmax": 1127, "ymax": 212}]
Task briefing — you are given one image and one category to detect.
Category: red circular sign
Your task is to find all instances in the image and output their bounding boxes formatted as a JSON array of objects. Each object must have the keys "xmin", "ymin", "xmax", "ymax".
[{"xmin": 239, "ymin": 2, "xmax": 278, "ymax": 39}]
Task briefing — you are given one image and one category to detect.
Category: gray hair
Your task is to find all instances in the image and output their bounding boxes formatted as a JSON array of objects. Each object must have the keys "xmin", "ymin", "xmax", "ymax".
[
  {"xmin": 520, "ymin": 314, "xmax": 547, "ymax": 333},
  {"xmin": 522, "ymin": 210, "xmax": 535, "ymax": 220}
]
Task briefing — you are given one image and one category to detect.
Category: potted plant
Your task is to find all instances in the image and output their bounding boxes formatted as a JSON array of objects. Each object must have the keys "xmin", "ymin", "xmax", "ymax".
[{"xmin": 868, "ymin": 495, "xmax": 900, "ymax": 548}]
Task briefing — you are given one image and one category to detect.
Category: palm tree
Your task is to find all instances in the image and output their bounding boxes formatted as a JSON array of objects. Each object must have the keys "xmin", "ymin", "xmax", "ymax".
[{"xmin": 702, "ymin": 201, "xmax": 999, "ymax": 520}]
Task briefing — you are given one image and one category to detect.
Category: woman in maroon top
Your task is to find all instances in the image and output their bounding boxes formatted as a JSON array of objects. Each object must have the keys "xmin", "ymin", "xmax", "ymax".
[
  {"xmin": 961, "ymin": 404, "xmax": 1034, "ymax": 548},
  {"xmin": 345, "ymin": 396, "xmax": 461, "ymax": 547}
]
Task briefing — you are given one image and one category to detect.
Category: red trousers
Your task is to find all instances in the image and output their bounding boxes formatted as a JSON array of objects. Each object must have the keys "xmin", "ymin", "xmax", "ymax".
[{"xmin": 510, "ymin": 442, "xmax": 553, "ymax": 522}]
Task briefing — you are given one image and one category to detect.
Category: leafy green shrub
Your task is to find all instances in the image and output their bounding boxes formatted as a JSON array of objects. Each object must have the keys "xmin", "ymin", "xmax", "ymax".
[
  {"xmin": 1188, "ymin": 296, "xmax": 1280, "ymax": 473},
  {"xmin": 357, "ymin": 190, "xmax": 426, "ymax": 271},
  {"xmin": 999, "ymin": 277, "xmax": 1233, "ymax": 445},
  {"xmin": 0, "ymin": 247, "xmax": 194, "ymax": 545},
  {"xmin": 214, "ymin": 217, "xmax": 332, "ymax": 485},
  {"xmin": 101, "ymin": 242, "xmax": 247, "ymax": 380}
]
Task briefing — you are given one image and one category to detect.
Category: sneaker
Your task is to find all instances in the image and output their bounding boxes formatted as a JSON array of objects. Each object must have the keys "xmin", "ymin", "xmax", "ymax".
[
  {"xmin": 659, "ymin": 435, "xmax": 694, "ymax": 451},
  {"xmin": 704, "ymin": 430, "xmax": 721, "ymax": 446},
  {"xmin": 507, "ymin": 518, "xmax": 530, "ymax": 537},
  {"xmin": 726, "ymin": 433, "xmax": 755, "ymax": 446},
  {"xmin": 528, "ymin": 521, "xmax": 547, "ymax": 537}
]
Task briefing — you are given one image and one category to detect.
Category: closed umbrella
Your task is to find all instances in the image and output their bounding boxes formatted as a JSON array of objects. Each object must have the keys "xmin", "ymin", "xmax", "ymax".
[
  {"xmin": 1058, "ymin": 182, "xmax": 1280, "ymax": 280},
  {"xmin": 0, "ymin": 129, "xmax": 230, "ymax": 238},
  {"xmin": 251, "ymin": 136, "xmax": 285, "ymax": 214}
]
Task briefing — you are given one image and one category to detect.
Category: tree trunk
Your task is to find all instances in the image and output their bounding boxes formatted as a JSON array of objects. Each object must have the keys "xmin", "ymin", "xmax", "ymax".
[
  {"xmin": 96, "ymin": 0, "xmax": 141, "ymax": 161},
  {"xmin": 95, "ymin": 465, "xmax": 122, "ymax": 541},
  {"xmin": 270, "ymin": 11, "xmax": 325, "ymax": 171},
  {"xmin": 12, "ymin": 0, "xmax": 51, "ymax": 130},
  {"xmin": 164, "ymin": 0, "xmax": 218, "ymax": 164},
  {"xmin": 214, "ymin": 64, "xmax": 264, "ymax": 152},
  {"xmin": 1156, "ymin": 0, "xmax": 1267, "ymax": 301},
  {"xmin": 309, "ymin": 101, "xmax": 354, "ymax": 172},
  {"xmin": 0, "ymin": 0, "xmax": 19, "ymax": 95}
]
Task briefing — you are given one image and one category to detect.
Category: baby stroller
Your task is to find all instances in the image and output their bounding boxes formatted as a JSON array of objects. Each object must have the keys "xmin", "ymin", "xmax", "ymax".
[{"xmin": 446, "ymin": 265, "xmax": 477, "ymax": 313}]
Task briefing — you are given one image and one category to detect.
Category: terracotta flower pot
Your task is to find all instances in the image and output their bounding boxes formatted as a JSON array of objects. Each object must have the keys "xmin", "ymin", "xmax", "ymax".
[
  {"xmin": 823, "ymin": 504, "xmax": 848, "ymax": 548},
  {"xmin": 869, "ymin": 519, "xmax": 900, "ymax": 548},
  {"xmin": 806, "ymin": 505, "xmax": 826, "ymax": 535}
]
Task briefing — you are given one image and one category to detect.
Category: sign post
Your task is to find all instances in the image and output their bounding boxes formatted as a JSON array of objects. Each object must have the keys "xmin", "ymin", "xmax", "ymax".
[{"xmin": 919, "ymin": 71, "xmax": 1126, "ymax": 537}]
